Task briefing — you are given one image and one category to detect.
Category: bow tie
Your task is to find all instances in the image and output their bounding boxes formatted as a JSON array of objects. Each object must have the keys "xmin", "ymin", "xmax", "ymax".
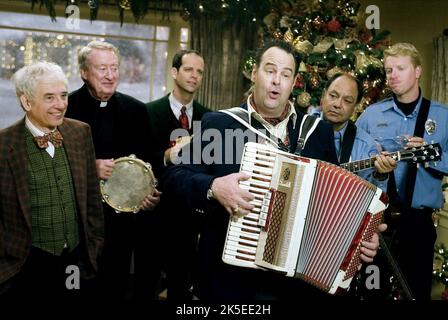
[{"xmin": 34, "ymin": 130, "xmax": 63, "ymax": 149}]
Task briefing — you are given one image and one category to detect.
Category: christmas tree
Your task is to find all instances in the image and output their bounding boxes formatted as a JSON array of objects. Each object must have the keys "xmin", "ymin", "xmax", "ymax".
[{"xmin": 244, "ymin": 0, "xmax": 391, "ymax": 119}]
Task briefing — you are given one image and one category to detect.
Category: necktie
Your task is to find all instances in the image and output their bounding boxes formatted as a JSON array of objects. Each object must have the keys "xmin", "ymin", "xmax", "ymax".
[
  {"xmin": 179, "ymin": 106, "xmax": 189, "ymax": 130},
  {"xmin": 34, "ymin": 130, "xmax": 63, "ymax": 149},
  {"xmin": 334, "ymin": 131, "xmax": 342, "ymax": 160}
]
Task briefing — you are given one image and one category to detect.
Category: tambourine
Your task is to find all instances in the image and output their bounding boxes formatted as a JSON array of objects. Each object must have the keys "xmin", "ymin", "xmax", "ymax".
[{"xmin": 100, "ymin": 154, "xmax": 157, "ymax": 213}]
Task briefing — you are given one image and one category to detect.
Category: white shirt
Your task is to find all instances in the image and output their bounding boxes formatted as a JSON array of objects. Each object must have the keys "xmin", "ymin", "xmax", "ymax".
[
  {"xmin": 169, "ymin": 92, "xmax": 193, "ymax": 128},
  {"xmin": 25, "ymin": 116, "xmax": 57, "ymax": 158}
]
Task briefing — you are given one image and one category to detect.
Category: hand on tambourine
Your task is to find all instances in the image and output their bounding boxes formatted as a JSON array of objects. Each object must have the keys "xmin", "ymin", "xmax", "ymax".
[
  {"xmin": 140, "ymin": 188, "xmax": 162, "ymax": 211},
  {"xmin": 359, "ymin": 223, "xmax": 387, "ymax": 263},
  {"xmin": 96, "ymin": 159, "xmax": 115, "ymax": 180}
]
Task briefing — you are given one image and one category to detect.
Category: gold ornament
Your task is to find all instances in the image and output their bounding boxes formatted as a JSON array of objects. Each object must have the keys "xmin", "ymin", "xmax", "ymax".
[
  {"xmin": 312, "ymin": 37, "xmax": 335, "ymax": 53},
  {"xmin": 279, "ymin": 16, "xmax": 291, "ymax": 29},
  {"xmin": 299, "ymin": 61, "xmax": 307, "ymax": 73},
  {"xmin": 354, "ymin": 50, "xmax": 383, "ymax": 73},
  {"xmin": 284, "ymin": 28, "xmax": 294, "ymax": 43},
  {"xmin": 293, "ymin": 38, "xmax": 313, "ymax": 54},
  {"xmin": 304, "ymin": 0, "xmax": 321, "ymax": 12},
  {"xmin": 243, "ymin": 57, "xmax": 256, "ymax": 80},
  {"xmin": 326, "ymin": 66, "xmax": 344, "ymax": 79},
  {"xmin": 334, "ymin": 37, "xmax": 353, "ymax": 50},
  {"xmin": 119, "ymin": 0, "xmax": 131, "ymax": 10},
  {"xmin": 296, "ymin": 92, "xmax": 312, "ymax": 108}
]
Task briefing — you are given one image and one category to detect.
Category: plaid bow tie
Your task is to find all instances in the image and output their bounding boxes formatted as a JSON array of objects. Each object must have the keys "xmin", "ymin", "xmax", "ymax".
[{"xmin": 34, "ymin": 130, "xmax": 63, "ymax": 149}]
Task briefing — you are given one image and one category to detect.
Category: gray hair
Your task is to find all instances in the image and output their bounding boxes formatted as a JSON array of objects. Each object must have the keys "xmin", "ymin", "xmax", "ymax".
[
  {"xmin": 12, "ymin": 61, "xmax": 67, "ymax": 101},
  {"xmin": 78, "ymin": 40, "xmax": 121, "ymax": 70}
]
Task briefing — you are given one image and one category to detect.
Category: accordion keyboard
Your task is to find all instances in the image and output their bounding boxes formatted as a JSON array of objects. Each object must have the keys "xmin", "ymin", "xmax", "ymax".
[{"xmin": 222, "ymin": 144, "xmax": 276, "ymax": 268}]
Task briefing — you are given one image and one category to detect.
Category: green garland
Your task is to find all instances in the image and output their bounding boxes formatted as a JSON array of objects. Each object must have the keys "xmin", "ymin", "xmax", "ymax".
[{"xmin": 28, "ymin": 0, "xmax": 272, "ymax": 25}]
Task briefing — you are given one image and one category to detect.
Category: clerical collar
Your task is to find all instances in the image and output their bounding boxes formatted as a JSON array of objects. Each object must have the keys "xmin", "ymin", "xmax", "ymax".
[
  {"xmin": 393, "ymin": 88, "xmax": 421, "ymax": 116},
  {"xmin": 100, "ymin": 101, "xmax": 108, "ymax": 107}
]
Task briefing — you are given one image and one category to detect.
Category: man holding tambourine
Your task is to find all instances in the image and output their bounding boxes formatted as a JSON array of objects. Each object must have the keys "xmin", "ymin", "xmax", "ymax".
[{"xmin": 66, "ymin": 41, "xmax": 161, "ymax": 301}]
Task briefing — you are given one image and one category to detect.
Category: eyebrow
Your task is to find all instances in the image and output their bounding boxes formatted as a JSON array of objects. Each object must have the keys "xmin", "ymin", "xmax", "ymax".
[
  {"xmin": 264, "ymin": 62, "xmax": 293, "ymax": 73},
  {"xmin": 329, "ymin": 90, "xmax": 354, "ymax": 100},
  {"xmin": 43, "ymin": 91, "xmax": 68, "ymax": 96}
]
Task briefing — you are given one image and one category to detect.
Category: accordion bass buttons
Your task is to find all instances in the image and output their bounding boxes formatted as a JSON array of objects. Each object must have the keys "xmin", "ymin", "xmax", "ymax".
[{"xmin": 258, "ymin": 191, "xmax": 272, "ymax": 228}]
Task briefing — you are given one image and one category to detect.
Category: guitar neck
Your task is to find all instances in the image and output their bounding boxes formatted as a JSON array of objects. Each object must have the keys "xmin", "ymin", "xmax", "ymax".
[
  {"xmin": 340, "ymin": 143, "xmax": 441, "ymax": 173},
  {"xmin": 379, "ymin": 234, "xmax": 414, "ymax": 300},
  {"xmin": 341, "ymin": 151, "xmax": 399, "ymax": 173}
]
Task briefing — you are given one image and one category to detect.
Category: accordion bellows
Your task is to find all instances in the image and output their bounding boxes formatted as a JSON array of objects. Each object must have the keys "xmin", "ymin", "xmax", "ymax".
[{"xmin": 222, "ymin": 142, "xmax": 388, "ymax": 294}]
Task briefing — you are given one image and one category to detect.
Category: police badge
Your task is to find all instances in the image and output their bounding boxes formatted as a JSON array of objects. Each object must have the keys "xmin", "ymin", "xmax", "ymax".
[{"xmin": 425, "ymin": 119, "xmax": 436, "ymax": 135}]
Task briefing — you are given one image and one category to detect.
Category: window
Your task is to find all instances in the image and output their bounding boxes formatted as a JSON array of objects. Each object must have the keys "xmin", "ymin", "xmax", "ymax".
[
  {"xmin": 180, "ymin": 27, "xmax": 189, "ymax": 50},
  {"xmin": 0, "ymin": 11, "xmax": 188, "ymax": 129}
]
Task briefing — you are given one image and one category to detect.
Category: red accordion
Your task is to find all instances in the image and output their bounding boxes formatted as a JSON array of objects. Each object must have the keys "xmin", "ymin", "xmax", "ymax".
[{"xmin": 222, "ymin": 142, "xmax": 388, "ymax": 294}]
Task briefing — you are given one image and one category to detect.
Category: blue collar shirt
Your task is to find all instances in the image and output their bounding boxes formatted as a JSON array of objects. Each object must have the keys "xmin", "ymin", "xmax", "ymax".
[{"xmin": 356, "ymin": 95, "xmax": 448, "ymax": 209}]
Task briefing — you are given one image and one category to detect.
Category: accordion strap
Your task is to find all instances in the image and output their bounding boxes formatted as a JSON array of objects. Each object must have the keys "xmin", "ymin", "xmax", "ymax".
[
  {"xmin": 220, "ymin": 108, "xmax": 286, "ymax": 151},
  {"xmin": 339, "ymin": 120, "xmax": 357, "ymax": 163},
  {"xmin": 295, "ymin": 114, "xmax": 321, "ymax": 156},
  {"xmin": 387, "ymin": 97, "xmax": 430, "ymax": 208},
  {"xmin": 219, "ymin": 108, "xmax": 321, "ymax": 155}
]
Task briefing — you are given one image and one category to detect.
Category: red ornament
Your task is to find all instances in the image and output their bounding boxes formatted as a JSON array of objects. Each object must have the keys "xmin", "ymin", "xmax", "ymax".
[
  {"xmin": 359, "ymin": 27, "xmax": 373, "ymax": 43},
  {"xmin": 327, "ymin": 19, "xmax": 341, "ymax": 33},
  {"xmin": 294, "ymin": 79, "xmax": 304, "ymax": 89},
  {"xmin": 294, "ymin": 74, "xmax": 305, "ymax": 89}
]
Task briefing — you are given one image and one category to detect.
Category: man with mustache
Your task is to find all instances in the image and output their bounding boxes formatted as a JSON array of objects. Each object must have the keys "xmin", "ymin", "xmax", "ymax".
[
  {"xmin": 163, "ymin": 40, "xmax": 384, "ymax": 300},
  {"xmin": 320, "ymin": 73, "xmax": 396, "ymax": 190}
]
